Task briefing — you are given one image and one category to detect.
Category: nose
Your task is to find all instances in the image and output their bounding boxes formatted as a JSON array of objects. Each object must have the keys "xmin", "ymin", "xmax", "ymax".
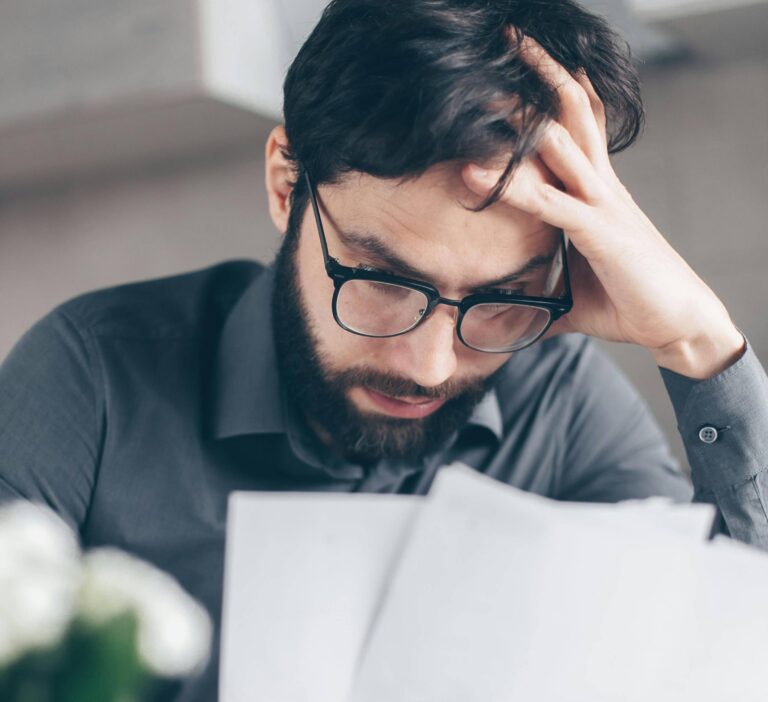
[{"xmin": 390, "ymin": 304, "xmax": 459, "ymax": 389}]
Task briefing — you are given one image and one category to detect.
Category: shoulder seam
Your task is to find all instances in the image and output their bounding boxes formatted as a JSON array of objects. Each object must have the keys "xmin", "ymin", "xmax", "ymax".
[{"xmin": 55, "ymin": 308, "xmax": 106, "ymax": 532}]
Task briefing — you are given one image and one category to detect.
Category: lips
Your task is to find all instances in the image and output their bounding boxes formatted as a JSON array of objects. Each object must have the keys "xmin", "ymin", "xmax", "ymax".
[{"xmin": 363, "ymin": 388, "xmax": 447, "ymax": 419}]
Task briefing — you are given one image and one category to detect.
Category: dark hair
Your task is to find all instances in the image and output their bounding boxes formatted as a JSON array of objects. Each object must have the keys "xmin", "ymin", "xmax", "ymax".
[{"xmin": 281, "ymin": 0, "xmax": 643, "ymax": 218}]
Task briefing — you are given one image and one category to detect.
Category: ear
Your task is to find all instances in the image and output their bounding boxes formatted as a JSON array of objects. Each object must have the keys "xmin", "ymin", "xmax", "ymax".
[{"xmin": 264, "ymin": 125, "xmax": 295, "ymax": 235}]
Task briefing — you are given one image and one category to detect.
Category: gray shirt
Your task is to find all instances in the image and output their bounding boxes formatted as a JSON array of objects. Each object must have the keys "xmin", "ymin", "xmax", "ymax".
[{"xmin": 1, "ymin": 260, "xmax": 767, "ymax": 701}]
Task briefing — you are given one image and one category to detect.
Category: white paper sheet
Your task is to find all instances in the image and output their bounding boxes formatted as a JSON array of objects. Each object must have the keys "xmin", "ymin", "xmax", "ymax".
[
  {"xmin": 543, "ymin": 492, "xmax": 716, "ymax": 541},
  {"xmin": 219, "ymin": 491, "xmax": 419, "ymax": 702},
  {"xmin": 348, "ymin": 465, "xmax": 768, "ymax": 702}
]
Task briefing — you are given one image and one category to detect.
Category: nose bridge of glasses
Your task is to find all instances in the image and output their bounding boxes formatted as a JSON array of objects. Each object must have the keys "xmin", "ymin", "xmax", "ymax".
[
  {"xmin": 435, "ymin": 296, "xmax": 462, "ymax": 309},
  {"xmin": 411, "ymin": 297, "xmax": 461, "ymax": 355},
  {"xmin": 422, "ymin": 296, "xmax": 461, "ymax": 329},
  {"xmin": 417, "ymin": 295, "xmax": 464, "ymax": 335}
]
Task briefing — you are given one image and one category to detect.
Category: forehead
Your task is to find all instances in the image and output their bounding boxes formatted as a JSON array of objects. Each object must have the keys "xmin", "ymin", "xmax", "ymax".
[{"xmin": 316, "ymin": 163, "xmax": 558, "ymax": 285}]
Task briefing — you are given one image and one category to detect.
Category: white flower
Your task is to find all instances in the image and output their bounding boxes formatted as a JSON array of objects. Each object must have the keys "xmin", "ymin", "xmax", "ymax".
[
  {"xmin": 0, "ymin": 502, "xmax": 81, "ymax": 666},
  {"xmin": 78, "ymin": 548, "xmax": 212, "ymax": 677},
  {"xmin": 0, "ymin": 501, "xmax": 212, "ymax": 680}
]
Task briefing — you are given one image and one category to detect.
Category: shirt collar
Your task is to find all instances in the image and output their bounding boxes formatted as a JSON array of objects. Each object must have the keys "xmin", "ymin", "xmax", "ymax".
[
  {"xmin": 466, "ymin": 388, "xmax": 503, "ymax": 441},
  {"xmin": 209, "ymin": 261, "xmax": 504, "ymax": 444}
]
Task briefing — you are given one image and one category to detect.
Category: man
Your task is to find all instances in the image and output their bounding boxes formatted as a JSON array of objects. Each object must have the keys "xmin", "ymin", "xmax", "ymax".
[{"xmin": 2, "ymin": 0, "xmax": 767, "ymax": 700}]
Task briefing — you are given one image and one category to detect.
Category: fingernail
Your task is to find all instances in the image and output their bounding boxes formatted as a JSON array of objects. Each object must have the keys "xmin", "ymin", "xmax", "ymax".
[{"xmin": 469, "ymin": 165, "xmax": 489, "ymax": 180}]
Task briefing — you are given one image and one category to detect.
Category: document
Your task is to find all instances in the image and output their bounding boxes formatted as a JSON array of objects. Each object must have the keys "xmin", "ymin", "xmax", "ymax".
[
  {"xmin": 219, "ymin": 492, "xmax": 419, "ymax": 702},
  {"xmin": 349, "ymin": 465, "xmax": 768, "ymax": 702},
  {"xmin": 221, "ymin": 465, "xmax": 768, "ymax": 702}
]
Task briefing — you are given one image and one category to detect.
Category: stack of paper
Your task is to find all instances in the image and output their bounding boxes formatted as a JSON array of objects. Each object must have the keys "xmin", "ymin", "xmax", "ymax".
[{"xmin": 220, "ymin": 464, "xmax": 768, "ymax": 702}]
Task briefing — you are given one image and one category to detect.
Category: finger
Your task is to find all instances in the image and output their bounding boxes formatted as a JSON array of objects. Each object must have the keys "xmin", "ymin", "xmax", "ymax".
[
  {"xmin": 463, "ymin": 161, "xmax": 594, "ymax": 233},
  {"xmin": 573, "ymin": 68, "xmax": 607, "ymax": 151},
  {"xmin": 535, "ymin": 119, "xmax": 607, "ymax": 204},
  {"xmin": 512, "ymin": 33, "xmax": 611, "ymax": 171}
]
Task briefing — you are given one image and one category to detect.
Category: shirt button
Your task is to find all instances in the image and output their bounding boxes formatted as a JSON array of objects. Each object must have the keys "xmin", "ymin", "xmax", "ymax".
[{"xmin": 698, "ymin": 426, "xmax": 719, "ymax": 444}]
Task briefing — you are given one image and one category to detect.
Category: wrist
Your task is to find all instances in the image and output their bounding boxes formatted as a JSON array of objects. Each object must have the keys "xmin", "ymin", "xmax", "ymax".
[{"xmin": 651, "ymin": 324, "xmax": 746, "ymax": 380}]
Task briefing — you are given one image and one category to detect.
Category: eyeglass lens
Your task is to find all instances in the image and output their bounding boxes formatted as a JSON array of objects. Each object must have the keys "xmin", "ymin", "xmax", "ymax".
[
  {"xmin": 460, "ymin": 303, "xmax": 551, "ymax": 351},
  {"xmin": 335, "ymin": 279, "xmax": 553, "ymax": 352},
  {"xmin": 336, "ymin": 280, "xmax": 430, "ymax": 336}
]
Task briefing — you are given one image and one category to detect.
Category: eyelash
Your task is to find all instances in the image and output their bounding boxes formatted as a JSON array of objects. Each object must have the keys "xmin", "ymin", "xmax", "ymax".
[{"xmin": 355, "ymin": 265, "xmax": 527, "ymax": 295}]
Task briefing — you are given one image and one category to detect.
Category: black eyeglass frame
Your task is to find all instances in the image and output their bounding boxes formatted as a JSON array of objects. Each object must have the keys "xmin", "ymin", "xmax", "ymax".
[{"xmin": 303, "ymin": 169, "xmax": 573, "ymax": 353}]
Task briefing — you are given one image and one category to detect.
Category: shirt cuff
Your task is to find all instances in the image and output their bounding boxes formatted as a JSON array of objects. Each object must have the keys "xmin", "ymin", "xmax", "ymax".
[{"xmin": 659, "ymin": 337, "xmax": 768, "ymax": 494}]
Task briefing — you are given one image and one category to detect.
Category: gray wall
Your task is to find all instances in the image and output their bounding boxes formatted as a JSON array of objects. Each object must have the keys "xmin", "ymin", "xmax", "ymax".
[{"xmin": 1, "ymin": 55, "xmax": 766, "ymax": 471}]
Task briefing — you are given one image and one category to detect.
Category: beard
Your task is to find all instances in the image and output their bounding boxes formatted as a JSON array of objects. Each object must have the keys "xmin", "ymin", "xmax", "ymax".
[{"xmin": 271, "ymin": 215, "xmax": 503, "ymax": 467}]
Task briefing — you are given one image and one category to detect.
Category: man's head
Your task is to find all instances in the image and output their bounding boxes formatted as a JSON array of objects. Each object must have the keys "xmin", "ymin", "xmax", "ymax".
[{"xmin": 265, "ymin": 0, "xmax": 643, "ymax": 465}]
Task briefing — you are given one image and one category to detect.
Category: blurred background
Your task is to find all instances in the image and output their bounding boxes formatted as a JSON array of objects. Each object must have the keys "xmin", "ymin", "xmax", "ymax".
[{"xmin": 0, "ymin": 0, "xmax": 766, "ymax": 470}]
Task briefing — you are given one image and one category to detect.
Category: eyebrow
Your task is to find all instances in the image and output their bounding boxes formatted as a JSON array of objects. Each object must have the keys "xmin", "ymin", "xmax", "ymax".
[{"xmin": 335, "ymin": 229, "xmax": 557, "ymax": 291}]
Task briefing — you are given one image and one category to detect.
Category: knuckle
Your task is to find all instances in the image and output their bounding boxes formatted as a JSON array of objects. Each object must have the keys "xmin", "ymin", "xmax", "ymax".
[
  {"xmin": 539, "ymin": 183, "xmax": 559, "ymax": 203},
  {"xmin": 520, "ymin": 187, "xmax": 541, "ymax": 214},
  {"xmin": 540, "ymin": 121, "xmax": 573, "ymax": 153},
  {"xmin": 531, "ymin": 184, "xmax": 560, "ymax": 217},
  {"xmin": 518, "ymin": 186, "xmax": 546, "ymax": 218},
  {"xmin": 563, "ymin": 82, "xmax": 591, "ymax": 111}
]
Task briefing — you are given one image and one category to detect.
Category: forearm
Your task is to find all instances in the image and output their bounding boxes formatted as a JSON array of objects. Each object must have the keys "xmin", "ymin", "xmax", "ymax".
[{"xmin": 659, "ymin": 336, "xmax": 768, "ymax": 550}]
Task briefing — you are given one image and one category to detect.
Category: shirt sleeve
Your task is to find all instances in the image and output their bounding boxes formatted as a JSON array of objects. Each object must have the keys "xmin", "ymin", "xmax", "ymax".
[
  {"xmin": 557, "ymin": 339, "xmax": 694, "ymax": 505},
  {"xmin": 0, "ymin": 307, "xmax": 103, "ymax": 534},
  {"xmin": 659, "ymin": 337, "xmax": 768, "ymax": 550}
]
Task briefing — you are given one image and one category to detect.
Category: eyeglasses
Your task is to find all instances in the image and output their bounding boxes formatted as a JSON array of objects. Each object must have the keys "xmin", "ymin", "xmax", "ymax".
[{"xmin": 304, "ymin": 170, "xmax": 573, "ymax": 353}]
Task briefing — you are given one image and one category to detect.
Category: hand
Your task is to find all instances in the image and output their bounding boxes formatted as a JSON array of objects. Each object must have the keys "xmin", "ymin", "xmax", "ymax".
[{"xmin": 461, "ymin": 34, "xmax": 744, "ymax": 379}]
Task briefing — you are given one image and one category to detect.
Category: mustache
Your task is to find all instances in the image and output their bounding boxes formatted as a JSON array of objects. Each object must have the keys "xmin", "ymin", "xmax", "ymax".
[{"xmin": 329, "ymin": 366, "xmax": 490, "ymax": 401}]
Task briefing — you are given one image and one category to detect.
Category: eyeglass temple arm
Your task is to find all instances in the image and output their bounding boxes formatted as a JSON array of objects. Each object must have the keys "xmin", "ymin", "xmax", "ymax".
[{"xmin": 303, "ymin": 170, "xmax": 334, "ymax": 266}]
